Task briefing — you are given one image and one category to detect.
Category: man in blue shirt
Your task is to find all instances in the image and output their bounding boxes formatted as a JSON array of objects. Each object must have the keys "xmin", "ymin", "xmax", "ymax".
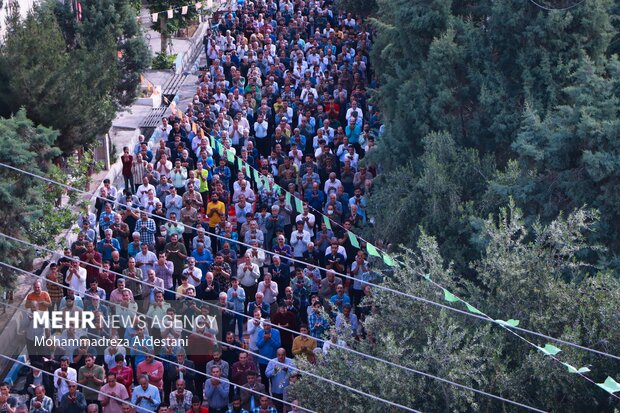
[
  {"xmin": 265, "ymin": 348, "xmax": 296, "ymax": 413},
  {"xmin": 203, "ymin": 365, "xmax": 229, "ymax": 413},
  {"xmin": 227, "ymin": 277, "xmax": 246, "ymax": 340},
  {"xmin": 131, "ymin": 374, "xmax": 161, "ymax": 413},
  {"xmin": 255, "ymin": 323, "xmax": 280, "ymax": 395},
  {"xmin": 330, "ymin": 284, "xmax": 351, "ymax": 313},
  {"xmin": 192, "ymin": 242, "xmax": 214, "ymax": 279},
  {"xmin": 97, "ymin": 229, "xmax": 121, "ymax": 261}
]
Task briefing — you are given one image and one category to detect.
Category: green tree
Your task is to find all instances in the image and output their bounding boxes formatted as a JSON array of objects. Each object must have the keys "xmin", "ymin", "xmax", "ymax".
[
  {"xmin": 0, "ymin": 6, "xmax": 117, "ymax": 152},
  {"xmin": 291, "ymin": 204, "xmax": 620, "ymax": 412},
  {"xmin": 367, "ymin": 131, "xmax": 494, "ymax": 269},
  {"xmin": 149, "ymin": 0, "xmax": 199, "ymax": 54},
  {"xmin": 366, "ymin": 0, "xmax": 620, "ymax": 270},
  {"xmin": 336, "ymin": 0, "xmax": 377, "ymax": 18},
  {"xmin": 506, "ymin": 57, "xmax": 620, "ymax": 262},
  {"xmin": 369, "ymin": 0, "xmax": 614, "ymax": 169},
  {"xmin": 52, "ymin": 0, "xmax": 152, "ymax": 106},
  {"xmin": 0, "ymin": 109, "xmax": 63, "ymax": 284}
]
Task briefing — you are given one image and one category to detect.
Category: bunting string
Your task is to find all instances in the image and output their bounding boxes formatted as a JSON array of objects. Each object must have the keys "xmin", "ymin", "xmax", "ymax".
[{"xmin": 202, "ymin": 131, "xmax": 620, "ymax": 399}]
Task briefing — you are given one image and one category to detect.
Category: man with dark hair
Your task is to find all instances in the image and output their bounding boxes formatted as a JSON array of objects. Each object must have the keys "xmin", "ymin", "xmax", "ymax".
[
  {"xmin": 109, "ymin": 354, "xmax": 133, "ymax": 397},
  {"xmin": 239, "ymin": 371, "xmax": 265, "ymax": 412},
  {"xmin": 156, "ymin": 404, "xmax": 169, "ymax": 413},
  {"xmin": 99, "ymin": 371, "xmax": 130, "ymax": 413},
  {"xmin": 53, "ymin": 357, "xmax": 77, "ymax": 405},
  {"xmin": 203, "ymin": 365, "xmax": 229, "ymax": 413},
  {"xmin": 77, "ymin": 354, "xmax": 105, "ymax": 406},
  {"xmin": 226, "ymin": 396, "xmax": 249, "ymax": 413},
  {"xmin": 58, "ymin": 382, "xmax": 87, "ymax": 413},
  {"xmin": 0, "ymin": 382, "xmax": 16, "ymax": 413},
  {"xmin": 188, "ymin": 396, "xmax": 208, "ymax": 413}
]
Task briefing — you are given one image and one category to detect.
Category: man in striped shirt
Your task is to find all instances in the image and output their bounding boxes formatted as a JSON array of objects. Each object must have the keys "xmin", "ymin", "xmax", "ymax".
[
  {"xmin": 45, "ymin": 263, "xmax": 64, "ymax": 311},
  {"xmin": 134, "ymin": 210, "xmax": 156, "ymax": 248}
]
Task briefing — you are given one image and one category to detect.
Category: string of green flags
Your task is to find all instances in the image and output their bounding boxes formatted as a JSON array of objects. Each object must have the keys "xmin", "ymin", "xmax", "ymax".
[
  {"xmin": 208, "ymin": 134, "xmax": 619, "ymax": 398},
  {"xmin": 429, "ymin": 276, "xmax": 620, "ymax": 398},
  {"xmin": 208, "ymin": 134, "xmax": 398, "ymax": 268}
]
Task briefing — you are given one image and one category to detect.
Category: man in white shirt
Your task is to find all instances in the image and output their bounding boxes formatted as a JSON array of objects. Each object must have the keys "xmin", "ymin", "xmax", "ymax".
[
  {"xmin": 54, "ymin": 357, "xmax": 77, "ymax": 404},
  {"xmin": 323, "ymin": 172, "xmax": 342, "ymax": 196},
  {"xmin": 232, "ymin": 180, "xmax": 256, "ymax": 204},
  {"xmin": 136, "ymin": 177, "xmax": 156, "ymax": 205},
  {"xmin": 66, "ymin": 259, "xmax": 87, "ymax": 296},
  {"xmin": 257, "ymin": 273, "xmax": 278, "ymax": 315},
  {"xmin": 134, "ymin": 241, "xmax": 157, "ymax": 271},
  {"xmin": 236, "ymin": 254, "xmax": 260, "ymax": 314},
  {"xmin": 290, "ymin": 221, "xmax": 312, "ymax": 258},
  {"xmin": 300, "ymin": 81, "xmax": 318, "ymax": 104},
  {"xmin": 182, "ymin": 257, "xmax": 203, "ymax": 287},
  {"xmin": 295, "ymin": 205, "xmax": 315, "ymax": 233},
  {"xmin": 346, "ymin": 100, "xmax": 363, "ymax": 123}
]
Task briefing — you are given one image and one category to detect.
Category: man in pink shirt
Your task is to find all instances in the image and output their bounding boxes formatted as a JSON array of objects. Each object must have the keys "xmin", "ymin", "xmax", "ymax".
[{"xmin": 99, "ymin": 371, "xmax": 129, "ymax": 413}]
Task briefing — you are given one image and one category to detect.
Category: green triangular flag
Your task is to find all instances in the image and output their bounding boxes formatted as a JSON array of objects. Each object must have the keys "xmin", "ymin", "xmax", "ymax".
[
  {"xmin": 495, "ymin": 319, "xmax": 520, "ymax": 327},
  {"xmin": 285, "ymin": 191, "xmax": 292, "ymax": 207},
  {"xmin": 348, "ymin": 232, "xmax": 360, "ymax": 248},
  {"xmin": 253, "ymin": 168, "xmax": 260, "ymax": 183},
  {"xmin": 294, "ymin": 197, "xmax": 304, "ymax": 213},
  {"xmin": 382, "ymin": 252, "xmax": 396, "ymax": 267},
  {"xmin": 443, "ymin": 289, "xmax": 459, "ymax": 303},
  {"xmin": 538, "ymin": 344, "xmax": 562, "ymax": 356},
  {"xmin": 226, "ymin": 149, "xmax": 235, "ymax": 163},
  {"xmin": 422, "ymin": 273, "xmax": 431, "ymax": 281},
  {"xmin": 562, "ymin": 363, "xmax": 590, "ymax": 374},
  {"xmin": 323, "ymin": 215, "xmax": 332, "ymax": 230},
  {"xmin": 210, "ymin": 135, "xmax": 215, "ymax": 148},
  {"xmin": 465, "ymin": 303, "xmax": 484, "ymax": 315},
  {"xmin": 366, "ymin": 242, "xmax": 380, "ymax": 257},
  {"xmin": 597, "ymin": 377, "xmax": 620, "ymax": 394},
  {"xmin": 237, "ymin": 157, "xmax": 243, "ymax": 171}
]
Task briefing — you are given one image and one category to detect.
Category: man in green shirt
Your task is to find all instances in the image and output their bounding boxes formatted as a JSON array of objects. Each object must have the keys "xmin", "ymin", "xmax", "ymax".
[{"xmin": 77, "ymin": 354, "xmax": 105, "ymax": 405}]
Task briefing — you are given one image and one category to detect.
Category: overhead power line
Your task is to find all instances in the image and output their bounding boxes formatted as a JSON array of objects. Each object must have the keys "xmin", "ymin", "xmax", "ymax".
[
  {"xmin": 527, "ymin": 0, "xmax": 587, "ymax": 11},
  {"xmin": 0, "ymin": 243, "xmax": 547, "ymax": 412},
  {"xmin": 0, "ymin": 161, "xmax": 617, "ymax": 363}
]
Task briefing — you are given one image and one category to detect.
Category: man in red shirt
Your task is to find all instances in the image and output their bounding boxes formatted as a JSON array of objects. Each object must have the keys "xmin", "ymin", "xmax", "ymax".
[
  {"xmin": 110, "ymin": 354, "xmax": 134, "ymax": 397},
  {"xmin": 136, "ymin": 354, "xmax": 164, "ymax": 392},
  {"xmin": 121, "ymin": 147, "xmax": 134, "ymax": 192},
  {"xmin": 188, "ymin": 395, "xmax": 209, "ymax": 413}
]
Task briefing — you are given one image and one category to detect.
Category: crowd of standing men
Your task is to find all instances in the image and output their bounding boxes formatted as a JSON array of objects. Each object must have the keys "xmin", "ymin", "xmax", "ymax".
[{"xmin": 16, "ymin": 0, "xmax": 385, "ymax": 412}]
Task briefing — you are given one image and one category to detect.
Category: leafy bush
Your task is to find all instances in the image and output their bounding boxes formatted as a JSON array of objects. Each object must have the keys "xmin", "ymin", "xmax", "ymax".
[{"xmin": 151, "ymin": 52, "xmax": 176, "ymax": 70}]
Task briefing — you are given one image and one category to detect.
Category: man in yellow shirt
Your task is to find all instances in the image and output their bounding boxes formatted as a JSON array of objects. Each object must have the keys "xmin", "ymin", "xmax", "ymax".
[
  {"xmin": 291, "ymin": 324, "xmax": 317, "ymax": 363},
  {"xmin": 206, "ymin": 192, "xmax": 226, "ymax": 252}
]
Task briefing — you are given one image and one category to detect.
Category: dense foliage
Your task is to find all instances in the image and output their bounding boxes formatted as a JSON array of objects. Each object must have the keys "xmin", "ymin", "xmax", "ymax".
[
  {"xmin": 0, "ymin": 110, "xmax": 63, "ymax": 284},
  {"xmin": 366, "ymin": 0, "xmax": 620, "ymax": 270},
  {"xmin": 0, "ymin": 0, "xmax": 149, "ymax": 152},
  {"xmin": 293, "ymin": 0, "xmax": 620, "ymax": 411},
  {"xmin": 290, "ymin": 206, "xmax": 620, "ymax": 412}
]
